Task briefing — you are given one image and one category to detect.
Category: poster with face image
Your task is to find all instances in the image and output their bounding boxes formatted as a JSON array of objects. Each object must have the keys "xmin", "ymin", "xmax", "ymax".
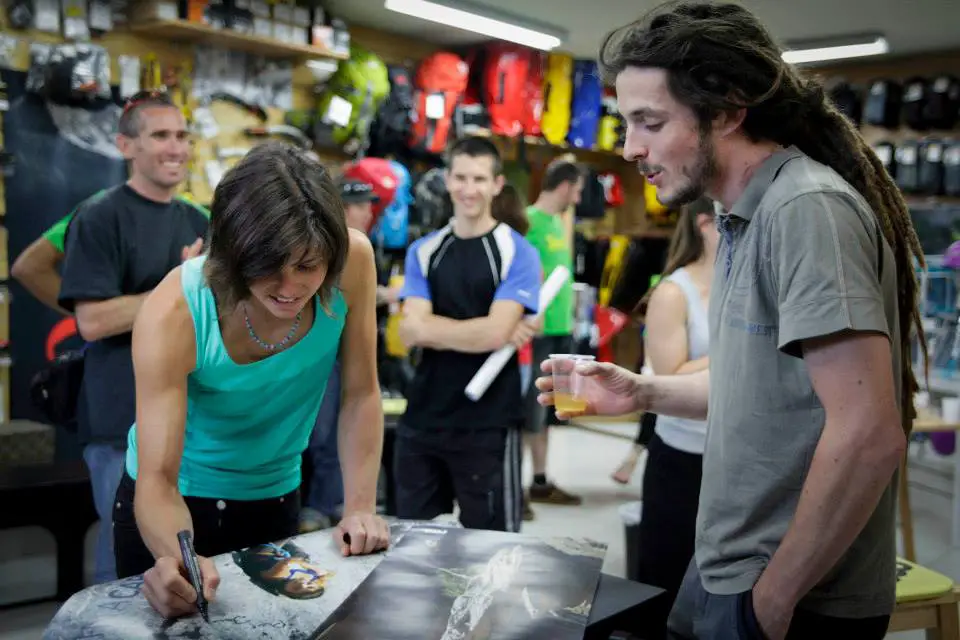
[
  {"xmin": 42, "ymin": 522, "xmax": 426, "ymax": 640},
  {"xmin": 312, "ymin": 525, "xmax": 607, "ymax": 640}
]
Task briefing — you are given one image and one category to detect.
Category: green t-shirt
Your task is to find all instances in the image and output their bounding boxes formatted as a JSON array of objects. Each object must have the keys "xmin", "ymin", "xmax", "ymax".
[
  {"xmin": 42, "ymin": 190, "xmax": 210, "ymax": 253},
  {"xmin": 525, "ymin": 206, "xmax": 573, "ymax": 336},
  {"xmin": 43, "ymin": 213, "xmax": 73, "ymax": 253}
]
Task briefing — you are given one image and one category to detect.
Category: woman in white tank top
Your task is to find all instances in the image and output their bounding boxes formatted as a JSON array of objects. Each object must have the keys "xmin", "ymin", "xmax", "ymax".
[{"xmin": 630, "ymin": 198, "xmax": 718, "ymax": 636}]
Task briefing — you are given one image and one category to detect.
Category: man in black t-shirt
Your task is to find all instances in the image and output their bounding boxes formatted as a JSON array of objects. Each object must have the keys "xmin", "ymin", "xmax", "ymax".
[
  {"xmin": 57, "ymin": 91, "xmax": 209, "ymax": 584},
  {"xmin": 396, "ymin": 137, "xmax": 541, "ymax": 533}
]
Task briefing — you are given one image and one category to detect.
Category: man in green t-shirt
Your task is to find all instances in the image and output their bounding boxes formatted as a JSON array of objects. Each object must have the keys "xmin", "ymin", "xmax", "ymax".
[
  {"xmin": 11, "ymin": 212, "xmax": 75, "ymax": 314},
  {"xmin": 516, "ymin": 160, "xmax": 585, "ymax": 518}
]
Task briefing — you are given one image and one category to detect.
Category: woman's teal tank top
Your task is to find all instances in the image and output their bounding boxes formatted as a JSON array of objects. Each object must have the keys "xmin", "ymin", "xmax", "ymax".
[{"xmin": 125, "ymin": 255, "xmax": 346, "ymax": 500}]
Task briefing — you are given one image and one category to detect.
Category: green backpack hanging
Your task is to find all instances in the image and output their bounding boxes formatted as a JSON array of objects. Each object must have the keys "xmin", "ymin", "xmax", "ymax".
[{"xmin": 315, "ymin": 45, "xmax": 390, "ymax": 154}]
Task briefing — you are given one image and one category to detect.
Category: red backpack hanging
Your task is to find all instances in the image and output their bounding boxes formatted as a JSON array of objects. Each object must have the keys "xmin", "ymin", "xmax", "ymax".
[
  {"xmin": 598, "ymin": 172, "xmax": 624, "ymax": 207},
  {"xmin": 482, "ymin": 43, "xmax": 529, "ymax": 137},
  {"xmin": 410, "ymin": 52, "xmax": 470, "ymax": 154},
  {"xmin": 522, "ymin": 50, "xmax": 544, "ymax": 137}
]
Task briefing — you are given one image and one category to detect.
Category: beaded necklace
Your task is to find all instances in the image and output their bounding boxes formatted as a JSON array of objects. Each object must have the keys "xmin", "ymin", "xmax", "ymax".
[{"xmin": 243, "ymin": 303, "xmax": 302, "ymax": 352}]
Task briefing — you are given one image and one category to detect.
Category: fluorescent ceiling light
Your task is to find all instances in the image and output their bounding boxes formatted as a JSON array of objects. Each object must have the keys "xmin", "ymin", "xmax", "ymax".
[
  {"xmin": 384, "ymin": 0, "xmax": 564, "ymax": 51},
  {"xmin": 782, "ymin": 36, "xmax": 889, "ymax": 64}
]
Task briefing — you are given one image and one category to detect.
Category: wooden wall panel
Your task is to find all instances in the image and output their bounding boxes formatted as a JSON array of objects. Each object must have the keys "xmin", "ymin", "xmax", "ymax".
[
  {"xmin": 0, "ymin": 19, "xmax": 447, "ymax": 197},
  {"xmin": 804, "ymin": 49, "xmax": 960, "ymax": 85},
  {"xmin": 3, "ymin": 26, "xmax": 194, "ymax": 79},
  {"xmin": 350, "ymin": 25, "xmax": 441, "ymax": 67}
]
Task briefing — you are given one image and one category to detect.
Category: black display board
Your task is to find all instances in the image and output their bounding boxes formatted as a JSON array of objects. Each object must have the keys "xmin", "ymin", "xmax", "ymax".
[{"xmin": 1, "ymin": 69, "xmax": 125, "ymax": 436}]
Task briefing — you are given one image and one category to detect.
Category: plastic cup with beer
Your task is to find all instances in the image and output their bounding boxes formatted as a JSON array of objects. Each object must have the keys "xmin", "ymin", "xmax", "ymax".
[{"xmin": 549, "ymin": 354, "xmax": 595, "ymax": 414}]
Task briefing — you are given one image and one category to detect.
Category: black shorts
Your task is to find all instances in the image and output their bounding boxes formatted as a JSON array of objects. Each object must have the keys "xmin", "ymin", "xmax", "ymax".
[
  {"xmin": 393, "ymin": 426, "xmax": 523, "ymax": 533},
  {"xmin": 112, "ymin": 472, "xmax": 300, "ymax": 578},
  {"xmin": 636, "ymin": 411, "xmax": 657, "ymax": 446}
]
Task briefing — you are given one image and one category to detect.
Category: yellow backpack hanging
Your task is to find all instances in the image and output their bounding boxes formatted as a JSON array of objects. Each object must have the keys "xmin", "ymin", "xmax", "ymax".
[
  {"xmin": 384, "ymin": 274, "xmax": 409, "ymax": 358},
  {"xmin": 644, "ymin": 179, "xmax": 677, "ymax": 225},
  {"xmin": 599, "ymin": 234, "xmax": 630, "ymax": 307},
  {"xmin": 541, "ymin": 53, "xmax": 573, "ymax": 146},
  {"xmin": 597, "ymin": 89, "xmax": 620, "ymax": 152}
]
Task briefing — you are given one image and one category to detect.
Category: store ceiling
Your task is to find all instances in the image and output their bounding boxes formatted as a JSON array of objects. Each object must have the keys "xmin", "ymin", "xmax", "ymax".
[{"xmin": 324, "ymin": 0, "xmax": 960, "ymax": 63}]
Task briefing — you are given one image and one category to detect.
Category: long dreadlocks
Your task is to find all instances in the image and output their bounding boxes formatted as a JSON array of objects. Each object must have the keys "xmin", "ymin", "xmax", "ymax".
[{"xmin": 599, "ymin": 1, "xmax": 926, "ymax": 434}]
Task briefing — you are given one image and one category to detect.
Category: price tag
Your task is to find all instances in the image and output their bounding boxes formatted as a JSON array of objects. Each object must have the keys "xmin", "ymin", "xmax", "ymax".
[
  {"xmin": 944, "ymin": 147, "xmax": 960, "ymax": 166},
  {"xmin": 0, "ymin": 35, "xmax": 16, "ymax": 69},
  {"xmin": 157, "ymin": 2, "xmax": 178, "ymax": 20},
  {"xmin": 205, "ymin": 161, "xmax": 226, "ymax": 189},
  {"xmin": 89, "ymin": 1, "xmax": 112, "ymax": 31},
  {"xmin": 325, "ymin": 95, "xmax": 353, "ymax": 127},
  {"xmin": 426, "ymin": 94, "xmax": 445, "ymax": 120},
  {"xmin": 927, "ymin": 143, "xmax": 943, "ymax": 163},
  {"xmin": 905, "ymin": 83, "xmax": 924, "ymax": 102},
  {"xmin": 192, "ymin": 107, "xmax": 219, "ymax": 139},
  {"xmin": 874, "ymin": 145, "xmax": 892, "ymax": 165},
  {"xmin": 935, "ymin": 77, "xmax": 951, "ymax": 93},
  {"xmin": 117, "ymin": 55, "xmax": 141, "ymax": 100},
  {"xmin": 898, "ymin": 146, "xmax": 917, "ymax": 165}
]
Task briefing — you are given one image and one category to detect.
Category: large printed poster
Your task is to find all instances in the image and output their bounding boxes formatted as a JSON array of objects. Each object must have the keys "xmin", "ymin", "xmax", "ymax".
[
  {"xmin": 44, "ymin": 522, "xmax": 607, "ymax": 640},
  {"xmin": 314, "ymin": 525, "xmax": 607, "ymax": 640}
]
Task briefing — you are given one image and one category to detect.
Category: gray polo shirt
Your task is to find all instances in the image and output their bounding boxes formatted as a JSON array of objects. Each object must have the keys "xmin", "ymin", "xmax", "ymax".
[{"xmin": 699, "ymin": 146, "xmax": 901, "ymax": 618}]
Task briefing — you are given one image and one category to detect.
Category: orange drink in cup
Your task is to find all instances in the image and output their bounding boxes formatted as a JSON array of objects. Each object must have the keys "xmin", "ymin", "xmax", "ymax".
[{"xmin": 549, "ymin": 354, "xmax": 595, "ymax": 414}]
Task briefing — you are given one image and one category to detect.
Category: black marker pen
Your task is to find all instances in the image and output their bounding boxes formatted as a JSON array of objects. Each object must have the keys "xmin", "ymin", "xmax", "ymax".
[{"xmin": 177, "ymin": 530, "xmax": 209, "ymax": 622}]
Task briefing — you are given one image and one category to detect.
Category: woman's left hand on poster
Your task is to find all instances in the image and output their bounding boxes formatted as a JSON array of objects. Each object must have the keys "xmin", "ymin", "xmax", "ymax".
[{"xmin": 335, "ymin": 512, "xmax": 391, "ymax": 556}]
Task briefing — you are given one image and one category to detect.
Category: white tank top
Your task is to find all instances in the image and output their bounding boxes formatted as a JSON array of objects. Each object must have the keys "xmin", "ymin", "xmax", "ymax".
[{"xmin": 652, "ymin": 267, "xmax": 710, "ymax": 455}]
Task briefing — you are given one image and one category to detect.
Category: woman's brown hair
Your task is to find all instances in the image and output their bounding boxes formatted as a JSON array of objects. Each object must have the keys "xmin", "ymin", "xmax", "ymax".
[
  {"xmin": 203, "ymin": 141, "xmax": 349, "ymax": 315},
  {"xmin": 492, "ymin": 183, "xmax": 530, "ymax": 235},
  {"xmin": 636, "ymin": 196, "xmax": 715, "ymax": 316}
]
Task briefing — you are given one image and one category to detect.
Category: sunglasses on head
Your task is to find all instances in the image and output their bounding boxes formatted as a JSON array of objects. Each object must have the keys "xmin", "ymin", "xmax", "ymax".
[{"xmin": 122, "ymin": 88, "xmax": 169, "ymax": 115}]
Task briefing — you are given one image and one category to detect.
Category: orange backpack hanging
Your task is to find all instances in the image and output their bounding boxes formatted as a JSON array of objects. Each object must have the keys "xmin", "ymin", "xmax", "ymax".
[{"xmin": 410, "ymin": 52, "xmax": 470, "ymax": 154}]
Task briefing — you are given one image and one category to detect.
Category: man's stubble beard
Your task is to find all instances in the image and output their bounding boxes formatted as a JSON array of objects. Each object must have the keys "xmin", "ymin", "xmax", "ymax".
[{"xmin": 661, "ymin": 132, "xmax": 719, "ymax": 209}]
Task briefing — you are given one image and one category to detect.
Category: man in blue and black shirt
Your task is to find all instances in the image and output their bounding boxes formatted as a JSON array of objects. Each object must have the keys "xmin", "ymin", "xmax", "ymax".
[{"xmin": 397, "ymin": 136, "xmax": 542, "ymax": 533}]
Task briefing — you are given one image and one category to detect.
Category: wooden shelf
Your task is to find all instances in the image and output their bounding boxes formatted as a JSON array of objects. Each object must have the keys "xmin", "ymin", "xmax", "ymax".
[
  {"xmin": 518, "ymin": 134, "xmax": 624, "ymax": 156},
  {"xmin": 128, "ymin": 19, "xmax": 349, "ymax": 61},
  {"xmin": 906, "ymin": 196, "xmax": 960, "ymax": 209},
  {"xmin": 475, "ymin": 130, "xmax": 626, "ymax": 163},
  {"xmin": 626, "ymin": 227, "xmax": 674, "ymax": 239}
]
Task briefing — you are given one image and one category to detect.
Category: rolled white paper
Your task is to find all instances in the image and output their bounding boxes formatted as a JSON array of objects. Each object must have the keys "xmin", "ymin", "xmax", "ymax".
[{"xmin": 464, "ymin": 265, "xmax": 572, "ymax": 402}]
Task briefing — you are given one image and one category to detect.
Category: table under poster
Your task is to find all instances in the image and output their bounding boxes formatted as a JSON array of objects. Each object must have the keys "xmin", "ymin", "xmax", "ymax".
[{"xmin": 44, "ymin": 521, "xmax": 633, "ymax": 640}]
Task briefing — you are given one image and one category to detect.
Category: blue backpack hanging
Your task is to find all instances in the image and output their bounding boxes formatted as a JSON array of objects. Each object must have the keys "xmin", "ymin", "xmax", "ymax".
[
  {"xmin": 567, "ymin": 60, "xmax": 603, "ymax": 149},
  {"xmin": 372, "ymin": 160, "xmax": 412, "ymax": 249}
]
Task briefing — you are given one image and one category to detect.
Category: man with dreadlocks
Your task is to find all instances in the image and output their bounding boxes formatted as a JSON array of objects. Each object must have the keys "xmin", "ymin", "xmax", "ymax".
[{"xmin": 534, "ymin": 3, "xmax": 924, "ymax": 639}]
